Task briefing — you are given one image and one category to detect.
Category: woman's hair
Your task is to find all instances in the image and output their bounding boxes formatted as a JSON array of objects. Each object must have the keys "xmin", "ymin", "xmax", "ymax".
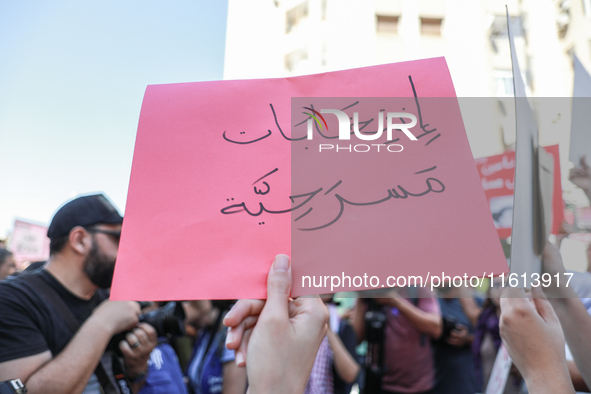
[{"xmin": 0, "ymin": 248, "xmax": 12, "ymax": 266}]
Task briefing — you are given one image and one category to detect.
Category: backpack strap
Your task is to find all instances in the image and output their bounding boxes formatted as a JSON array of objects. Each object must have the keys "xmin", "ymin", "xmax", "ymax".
[
  {"xmin": 21, "ymin": 273, "xmax": 80, "ymax": 334},
  {"xmin": 20, "ymin": 273, "xmax": 122, "ymax": 394}
]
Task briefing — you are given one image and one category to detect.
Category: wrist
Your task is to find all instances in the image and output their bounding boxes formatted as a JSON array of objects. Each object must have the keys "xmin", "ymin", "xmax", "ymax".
[
  {"xmin": 524, "ymin": 366, "xmax": 573, "ymax": 394},
  {"xmin": 125, "ymin": 363, "xmax": 148, "ymax": 384},
  {"xmin": 248, "ymin": 382, "xmax": 304, "ymax": 394},
  {"xmin": 127, "ymin": 366, "xmax": 149, "ymax": 383},
  {"xmin": 90, "ymin": 312, "xmax": 120, "ymax": 336},
  {"xmin": 85, "ymin": 314, "xmax": 119, "ymax": 341},
  {"xmin": 248, "ymin": 371, "xmax": 306, "ymax": 394}
]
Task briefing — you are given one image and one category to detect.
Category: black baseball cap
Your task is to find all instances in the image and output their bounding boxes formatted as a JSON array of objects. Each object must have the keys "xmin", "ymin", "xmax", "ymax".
[{"xmin": 47, "ymin": 194, "xmax": 123, "ymax": 240}]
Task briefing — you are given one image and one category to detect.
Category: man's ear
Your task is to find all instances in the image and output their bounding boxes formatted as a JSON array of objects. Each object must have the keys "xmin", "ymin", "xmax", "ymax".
[{"xmin": 68, "ymin": 226, "xmax": 92, "ymax": 255}]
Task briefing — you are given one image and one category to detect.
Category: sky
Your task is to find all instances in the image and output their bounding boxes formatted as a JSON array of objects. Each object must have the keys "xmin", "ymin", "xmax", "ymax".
[{"xmin": 0, "ymin": 0, "xmax": 228, "ymax": 237}]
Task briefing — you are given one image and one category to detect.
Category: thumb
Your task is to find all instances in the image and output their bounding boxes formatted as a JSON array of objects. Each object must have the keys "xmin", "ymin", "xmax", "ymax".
[{"xmin": 264, "ymin": 254, "xmax": 292, "ymax": 319}]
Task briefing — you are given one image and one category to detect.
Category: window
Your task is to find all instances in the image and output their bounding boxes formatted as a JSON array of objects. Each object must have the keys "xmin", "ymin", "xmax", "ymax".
[
  {"xmin": 376, "ymin": 15, "xmax": 399, "ymax": 34},
  {"xmin": 286, "ymin": 1, "xmax": 309, "ymax": 33},
  {"xmin": 285, "ymin": 48, "xmax": 308, "ymax": 72},
  {"xmin": 420, "ymin": 18, "xmax": 442, "ymax": 36},
  {"xmin": 494, "ymin": 70, "xmax": 514, "ymax": 97}
]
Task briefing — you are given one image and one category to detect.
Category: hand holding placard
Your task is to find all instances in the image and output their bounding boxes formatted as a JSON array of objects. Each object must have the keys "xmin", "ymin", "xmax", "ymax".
[
  {"xmin": 224, "ymin": 255, "xmax": 328, "ymax": 394},
  {"xmin": 499, "ymin": 287, "xmax": 574, "ymax": 394}
]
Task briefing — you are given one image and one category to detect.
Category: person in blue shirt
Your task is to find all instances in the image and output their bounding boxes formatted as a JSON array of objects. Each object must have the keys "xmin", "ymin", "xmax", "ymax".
[
  {"xmin": 431, "ymin": 284, "xmax": 482, "ymax": 394},
  {"xmin": 139, "ymin": 339, "xmax": 189, "ymax": 394},
  {"xmin": 184, "ymin": 300, "xmax": 246, "ymax": 394}
]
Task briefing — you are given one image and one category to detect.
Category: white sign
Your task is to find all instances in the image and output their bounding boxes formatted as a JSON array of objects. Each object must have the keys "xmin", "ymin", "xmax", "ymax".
[
  {"xmin": 485, "ymin": 344, "xmax": 512, "ymax": 394},
  {"xmin": 9, "ymin": 219, "xmax": 50, "ymax": 264}
]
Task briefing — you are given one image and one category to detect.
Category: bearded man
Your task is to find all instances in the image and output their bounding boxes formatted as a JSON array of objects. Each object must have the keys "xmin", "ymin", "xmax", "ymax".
[{"xmin": 0, "ymin": 194, "xmax": 157, "ymax": 394}]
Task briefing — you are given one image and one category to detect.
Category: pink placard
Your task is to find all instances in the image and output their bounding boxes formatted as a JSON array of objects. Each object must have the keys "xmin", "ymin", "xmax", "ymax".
[
  {"xmin": 9, "ymin": 219, "xmax": 50, "ymax": 265},
  {"xmin": 111, "ymin": 57, "xmax": 508, "ymax": 301}
]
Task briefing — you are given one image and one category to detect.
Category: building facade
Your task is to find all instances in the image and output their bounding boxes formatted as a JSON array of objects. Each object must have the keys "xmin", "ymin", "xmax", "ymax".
[{"xmin": 224, "ymin": 0, "xmax": 590, "ymax": 170}]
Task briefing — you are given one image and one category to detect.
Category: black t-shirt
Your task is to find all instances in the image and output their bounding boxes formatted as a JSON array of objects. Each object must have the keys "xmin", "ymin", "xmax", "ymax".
[{"xmin": 0, "ymin": 269, "xmax": 108, "ymax": 363}]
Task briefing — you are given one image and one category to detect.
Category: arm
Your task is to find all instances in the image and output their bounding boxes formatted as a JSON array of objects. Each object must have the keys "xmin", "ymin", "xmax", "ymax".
[
  {"xmin": 567, "ymin": 360, "xmax": 590, "ymax": 392},
  {"xmin": 458, "ymin": 293, "xmax": 482, "ymax": 327},
  {"xmin": 326, "ymin": 329, "xmax": 359, "ymax": 384},
  {"xmin": 500, "ymin": 287, "xmax": 574, "ymax": 394},
  {"xmin": 394, "ymin": 297, "xmax": 441, "ymax": 338},
  {"xmin": 551, "ymin": 297, "xmax": 591, "ymax": 389},
  {"xmin": 222, "ymin": 360, "xmax": 247, "ymax": 394},
  {"xmin": 542, "ymin": 243, "xmax": 591, "ymax": 389},
  {"xmin": 0, "ymin": 304, "xmax": 131, "ymax": 393},
  {"xmin": 378, "ymin": 296, "xmax": 442, "ymax": 338},
  {"xmin": 120, "ymin": 323, "xmax": 158, "ymax": 394},
  {"xmin": 0, "ymin": 300, "xmax": 142, "ymax": 394}
]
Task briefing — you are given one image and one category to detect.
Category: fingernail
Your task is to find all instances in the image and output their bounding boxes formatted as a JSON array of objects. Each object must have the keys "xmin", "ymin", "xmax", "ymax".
[
  {"xmin": 274, "ymin": 254, "xmax": 290, "ymax": 272},
  {"xmin": 235, "ymin": 351, "xmax": 245, "ymax": 366},
  {"xmin": 225, "ymin": 329, "xmax": 234, "ymax": 346}
]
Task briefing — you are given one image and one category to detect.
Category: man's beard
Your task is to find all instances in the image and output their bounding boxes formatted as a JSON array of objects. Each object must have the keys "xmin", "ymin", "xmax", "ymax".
[{"xmin": 83, "ymin": 241, "xmax": 116, "ymax": 288}]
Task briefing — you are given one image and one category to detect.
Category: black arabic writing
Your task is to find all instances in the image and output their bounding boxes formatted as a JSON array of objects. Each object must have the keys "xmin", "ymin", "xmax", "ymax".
[
  {"xmin": 221, "ymin": 75, "xmax": 442, "ymax": 147},
  {"xmin": 220, "ymin": 166, "xmax": 445, "ymax": 231}
]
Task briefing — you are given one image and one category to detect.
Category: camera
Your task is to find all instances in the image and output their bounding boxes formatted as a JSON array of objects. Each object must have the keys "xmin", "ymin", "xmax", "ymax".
[
  {"xmin": 362, "ymin": 298, "xmax": 387, "ymax": 394},
  {"xmin": 138, "ymin": 301, "xmax": 186, "ymax": 337},
  {"xmin": 441, "ymin": 315, "xmax": 459, "ymax": 341},
  {"xmin": 0, "ymin": 379, "xmax": 27, "ymax": 394},
  {"xmin": 107, "ymin": 301, "xmax": 186, "ymax": 354}
]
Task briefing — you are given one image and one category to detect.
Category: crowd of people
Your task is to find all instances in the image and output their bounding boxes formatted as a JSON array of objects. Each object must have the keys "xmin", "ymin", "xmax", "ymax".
[{"xmin": 2, "ymin": 160, "xmax": 591, "ymax": 394}]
